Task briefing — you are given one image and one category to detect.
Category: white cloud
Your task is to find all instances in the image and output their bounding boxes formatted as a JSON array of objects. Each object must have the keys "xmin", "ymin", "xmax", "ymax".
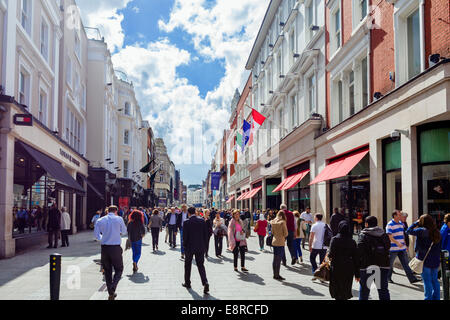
[
  {"xmin": 77, "ymin": 0, "xmax": 270, "ymax": 180},
  {"xmin": 76, "ymin": 0, "xmax": 133, "ymax": 52}
]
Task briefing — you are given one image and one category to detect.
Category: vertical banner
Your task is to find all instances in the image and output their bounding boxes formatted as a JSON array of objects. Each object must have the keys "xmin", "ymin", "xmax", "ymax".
[{"xmin": 211, "ymin": 172, "xmax": 221, "ymax": 191}]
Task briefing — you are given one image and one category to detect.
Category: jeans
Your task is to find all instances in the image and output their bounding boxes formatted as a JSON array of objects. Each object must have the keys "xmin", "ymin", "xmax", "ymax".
[
  {"xmin": 293, "ymin": 238, "xmax": 302, "ymax": 259},
  {"xmin": 422, "ymin": 267, "xmax": 440, "ymax": 300},
  {"xmin": 310, "ymin": 249, "xmax": 327, "ymax": 273},
  {"xmin": 131, "ymin": 240, "xmax": 142, "ymax": 264},
  {"xmin": 388, "ymin": 250, "xmax": 418, "ymax": 283},
  {"xmin": 286, "ymin": 231, "xmax": 295, "ymax": 260},
  {"xmin": 359, "ymin": 268, "xmax": 390, "ymax": 300},
  {"xmin": 258, "ymin": 235, "xmax": 265, "ymax": 249}
]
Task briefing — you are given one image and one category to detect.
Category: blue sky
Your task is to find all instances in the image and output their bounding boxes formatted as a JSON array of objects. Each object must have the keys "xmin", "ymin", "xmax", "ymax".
[{"xmin": 78, "ymin": 0, "xmax": 269, "ymax": 185}]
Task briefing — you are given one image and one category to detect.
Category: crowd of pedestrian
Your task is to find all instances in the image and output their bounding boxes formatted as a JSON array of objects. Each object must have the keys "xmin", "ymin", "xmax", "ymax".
[{"xmin": 88, "ymin": 204, "xmax": 449, "ymax": 301}]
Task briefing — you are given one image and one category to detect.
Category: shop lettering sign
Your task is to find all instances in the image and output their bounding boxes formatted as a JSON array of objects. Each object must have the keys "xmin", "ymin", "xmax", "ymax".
[{"xmin": 60, "ymin": 149, "xmax": 80, "ymax": 167}]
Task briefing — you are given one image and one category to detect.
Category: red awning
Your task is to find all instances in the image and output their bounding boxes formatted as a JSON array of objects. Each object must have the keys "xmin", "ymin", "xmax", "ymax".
[
  {"xmin": 282, "ymin": 170, "xmax": 311, "ymax": 190},
  {"xmin": 272, "ymin": 175, "xmax": 295, "ymax": 193},
  {"xmin": 236, "ymin": 192, "xmax": 248, "ymax": 201},
  {"xmin": 244, "ymin": 187, "xmax": 262, "ymax": 199},
  {"xmin": 309, "ymin": 148, "xmax": 369, "ymax": 185},
  {"xmin": 226, "ymin": 195, "xmax": 235, "ymax": 203}
]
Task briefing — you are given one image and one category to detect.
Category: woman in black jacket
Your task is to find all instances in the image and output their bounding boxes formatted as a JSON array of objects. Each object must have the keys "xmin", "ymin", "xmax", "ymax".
[
  {"xmin": 204, "ymin": 210, "xmax": 214, "ymax": 258},
  {"xmin": 127, "ymin": 211, "xmax": 146, "ymax": 273},
  {"xmin": 328, "ymin": 221, "xmax": 360, "ymax": 300}
]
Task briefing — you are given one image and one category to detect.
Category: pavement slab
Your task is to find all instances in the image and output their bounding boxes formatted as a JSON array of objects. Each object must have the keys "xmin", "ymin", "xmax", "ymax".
[{"xmin": 0, "ymin": 230, "xmax": 437, "ymax": 300}]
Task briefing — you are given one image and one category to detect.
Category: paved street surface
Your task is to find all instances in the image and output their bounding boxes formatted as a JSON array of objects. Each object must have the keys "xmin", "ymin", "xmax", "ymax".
[{"xmin": 0, "ymin": 230, "xmax": 433, "ymax": 300}]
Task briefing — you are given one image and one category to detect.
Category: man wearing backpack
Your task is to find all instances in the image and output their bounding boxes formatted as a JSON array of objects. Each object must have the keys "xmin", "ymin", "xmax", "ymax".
[
  {"xmin": 309, "ymin": 214, "xmax": 329, "ymax": 275},
  {"xmin": 357, "ymin": 216, "xmax": 391, "ymax": 300}
]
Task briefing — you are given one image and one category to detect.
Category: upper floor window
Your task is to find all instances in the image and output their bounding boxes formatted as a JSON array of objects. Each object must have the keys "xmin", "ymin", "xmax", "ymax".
[
  {"xmin": 19, "ymin": 71, "xmax": 28, "ymax": 105},
  {"xmin": 124, "ymin": 130, "xmax": 130, "ymax": 145},
  {"xmin": 125, "ymin": 102, "xmax": 131, "ymax": 116},
  {"xmin": 66, "ymin": 58, "xmax": 72, "ymax": 87},
  {"xmin": 40, "ymin": 20, "xmax": 49, "ymax": 61},
  {"xmin": 21, "ymin": 0, "xmax": 32, "ymax": 35},
  {"xmin": 124, "ymin": 160, "xmax": 129, "ymax": 178},
  {"xmin": 407, "ymin": 9, "xmax": 421, "ymax": 79},
  {"xmin": 353, "ymin": 0, "xmax": 368, "ymax": 29},
  {"xmin": 335, "ymin": 9, "xmax": 341, "ymax": 49},
  {"xmin": 39, "ymin": 91, "xmax": 47, "ymax": 126},
  {"xmin": 349, "ymin": 70, "xmax": 355, "ymax": 116},
  {"xmin": 75, "ymin": 32, "xmax": 81, "ymax": 61},
  {"xmin": 290, "ymin": 94, "xmax": 298, "ymax": 129},
  {"xmin": 308, "ymin": 74, "xmax": 316, "ymax": 114},
  {"xmin": 306, "ymin": 0, "xmax": 315, "ymax": 42}
]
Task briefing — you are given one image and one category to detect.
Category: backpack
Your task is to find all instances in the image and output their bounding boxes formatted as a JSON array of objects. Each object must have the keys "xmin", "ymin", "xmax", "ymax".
[
  {"xmin": 323, "ymin": 224, "xmax": 333, "ymax": 247},
  {"xmin": 367, "ymin": 234, "xmax": 390, "ymax": 266}
]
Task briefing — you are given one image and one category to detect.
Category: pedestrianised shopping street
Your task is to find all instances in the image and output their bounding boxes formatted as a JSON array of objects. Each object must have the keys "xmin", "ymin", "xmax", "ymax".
[{"xmin": 0, "ymin": 0, "xmax": 449, "ymax": 304}]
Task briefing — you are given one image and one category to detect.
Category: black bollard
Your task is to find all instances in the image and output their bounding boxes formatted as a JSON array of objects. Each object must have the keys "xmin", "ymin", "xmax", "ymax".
[
  {"xmin": 50, "ymin": 254, "xmax": 62, "ymax": 300},
  {"xmin": 442, "ymin": 250, "xmax": 449, "ymax": 301}
]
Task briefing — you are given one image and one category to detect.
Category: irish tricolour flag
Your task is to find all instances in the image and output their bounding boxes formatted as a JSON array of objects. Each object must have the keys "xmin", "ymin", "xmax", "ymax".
[{"xmin": 248, "ymin": 108, "xmax": 267, "ymax": 146}]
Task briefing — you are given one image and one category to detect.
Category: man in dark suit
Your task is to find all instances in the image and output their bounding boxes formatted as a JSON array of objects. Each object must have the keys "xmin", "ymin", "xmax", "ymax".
[
  {"xmin": 182, "ymin": 207, "xmax": 209, "ymax": 294},
  {"xmin": 47, "ymin": 203, "xmax": 61, "ymax": 249},
  {"xmin": 165, "ymin": 208, "xmax": 182, "ymax": 248}
]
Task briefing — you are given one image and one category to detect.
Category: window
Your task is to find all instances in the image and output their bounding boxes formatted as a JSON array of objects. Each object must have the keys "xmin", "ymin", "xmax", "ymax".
[
  {"xmin": 338, "ymin": 80, "xmax": 343, "ymax": 123},
  {"xmin": 39, "ymin": 91, "xmax": 47, "ymax": 126},
  {"xmin": 19, "ymin": 71, "xmax": 27, "ymax": 105},
  {"xmin": 74, "ymin": 71, "xmax": 80, "ymax": 103},
  {"xmin": 65, "ymin": 108, "xmax": 82, "ymax": 153},
  {"xmin": 291, "ymin": 95, "xmax": 298, "ymax": 129},
  {"xmin": 277, "ymin": 52, "xmax": 283, "ymax": 77},
  {"xmin": 335, "ymin": 9, "xmax": 341, "ymax": 49},
  {"xmin": 124, "ymin": 130, "xmax": 129, "ymax": 145},
  {"xmin": 124, "ymin": 160, "xmax": 129, "ymax": 178},
  {"xmin": 21, "ymin": 0, "xmax": 31, "ymax": 35},
  {"xmin": 407, "ymin": 9, "xmax": 421, "ymax": 80},
  {"xmin": 75, "ymin": 32, "xmax": 81, "ymax": 61},
  {"xmin": 125, "ymin": 102, "xmax": 131, "ymax": 116},
  {"xmin": 279, "ymin": 107, "xmax": 284, "ymax": 137},
  {"xmin": 360, "ymin": 0, "xmax": 368, "ymax": 20},
  {"xmin": 66, "ymin": 58, "xmax": 72, "ymax": 87},
  {"xmin": 306, "ymin": 0, "xmax": 314, "ymax": 42},
  {"xmin": 40, "ymin": 20, "xmax": 49, "ymax": 61},
  {"xmin": 349, "ymin": 71, "xmax": 355, "ymax": 116},
  {"xmin": 361, "ymin": 57, "xmax": 368, "ymax": 108},
  {"xmin": 383, "ymin": 138, "xmax": 402, "ymax": 227},
  {"xmin": 289, "ymin": 30, "xmax": 296, "ymax": 65},
  {"xmin": 308, "ymin": 74, "xmax": 316, "ymax": 114}
]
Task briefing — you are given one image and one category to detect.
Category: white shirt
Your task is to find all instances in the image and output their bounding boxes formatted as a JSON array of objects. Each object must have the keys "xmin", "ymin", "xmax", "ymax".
[
  {"xmin": 60, "ymin": 211, "xmax": 71, "ymax": 231},
  {"xmin": 310, "ymin": 221, "xmax": 326, "ymax": 250},
  {"xmin": 301, "ymin": 212, "xmax": 313, "ymax": 223}
]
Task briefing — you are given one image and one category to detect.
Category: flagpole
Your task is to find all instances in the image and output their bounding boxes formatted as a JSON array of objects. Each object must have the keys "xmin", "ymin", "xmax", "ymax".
[{"xmin": 243, "ymin": 103, "xmax": 290, "ymax": 132}]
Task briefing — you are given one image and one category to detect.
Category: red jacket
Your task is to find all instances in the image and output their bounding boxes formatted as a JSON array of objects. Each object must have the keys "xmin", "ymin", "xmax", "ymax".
[
  {"xmin": 285, "ymin": 210, "xmax": 295, "ymax": 232},
  {"xmin": 255, "ymin": 220, "xmax": 268, "ymax": 236}
]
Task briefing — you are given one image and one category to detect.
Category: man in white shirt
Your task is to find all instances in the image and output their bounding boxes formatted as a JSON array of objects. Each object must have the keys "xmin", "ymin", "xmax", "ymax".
[
  {"xmin": 60, "ymin": 207, "xmax": 71, "ymax": 247},
  {"xmin": 309, "ymin": 213, "xmax": 327, "ymax": 275},
  {"xmin": 300, "ymin": 207, "xmax": 313, "ymax": 249},
  {"xmin": 180, "ymin": 204, "xmax": 189, "ymax": 259}
]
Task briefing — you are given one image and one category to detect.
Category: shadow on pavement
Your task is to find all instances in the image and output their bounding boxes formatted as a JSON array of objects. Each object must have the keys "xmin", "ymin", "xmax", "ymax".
[
  {"xmin": 126, "ymin": 272, "xmax": 150, "ymax": 284},
  {"xmin": 236, "ymin": 272, "xmax": 265, "ymax": 286},
  {"xmin": 281, "ymin": 281, "xmax": 325, "ymax": 297},
  {"xmin": 186, "ymin": 288, "xmax": 219, "ymax": 301}
]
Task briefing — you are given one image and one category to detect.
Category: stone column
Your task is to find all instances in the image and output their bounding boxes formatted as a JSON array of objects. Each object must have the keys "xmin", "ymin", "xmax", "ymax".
[
  {"xmin": 262, "ymin": 178, "xmax": 267, "ymax": 210},
  {"xmin": 370, "ymin": 139, "xmax": 383, "ymax": 224},
  {"xmin": 309, "ymin": 156, "xmax": 317, "ymax": 214},
  {"xmin": 401, "ymin": 127, "xmax": 419, "ymax": 255},
  {"xmin": 0, "ymin": 124, "xmax": 16, "ymax": 258}
]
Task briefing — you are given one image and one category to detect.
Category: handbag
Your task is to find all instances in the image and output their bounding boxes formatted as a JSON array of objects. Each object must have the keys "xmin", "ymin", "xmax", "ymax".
[
  {"xmin": 409, "ymin": 243, "xmax": 434, "ymax": 274},
  {"xmin": 313, "ymin": 260, "xmax": 331, "ymax": 282},
  {"xmin": 266, "ymin": 235, "xmax": 273, "ymax": 247},
  {"xmin": 254, "ymin": 222, "xmax": 259, "ymax": 233},
  {"xmin": 125, "ymin": 239, "xmax": 131, "ymax": 251},
  {"xmin": 235, "ymin": 229, "xmax": 246, "ymax": 242}
]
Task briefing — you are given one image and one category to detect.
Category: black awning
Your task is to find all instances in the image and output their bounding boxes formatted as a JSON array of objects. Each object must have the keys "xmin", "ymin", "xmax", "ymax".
[
  {"xmin": 140, "ymin": 159, "xmax": 154, "ymax": 173},
  {"xmin": 85, "ymin": 178, "xmax": 105, "ymax": 200},
  {"xmin": 19, "ymin": 142, "xmax": 85, "ymax": 193}
]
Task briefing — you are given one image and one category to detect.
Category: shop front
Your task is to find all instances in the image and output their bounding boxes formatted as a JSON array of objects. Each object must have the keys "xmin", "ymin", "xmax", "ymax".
[
  {"xmin": 418, "ymin": 122, "xmax": 450, "ymax": 227},
  {"xmin": 0, "ymin": 99, "xmax": 88, "ymax": 257},
  {"xmin": 311, "ymin": 147, "xmax": 370, "ymax": 230},
  {"xmin": 266, "ymin": 178, "xmax": 282, "ymax": 211}
]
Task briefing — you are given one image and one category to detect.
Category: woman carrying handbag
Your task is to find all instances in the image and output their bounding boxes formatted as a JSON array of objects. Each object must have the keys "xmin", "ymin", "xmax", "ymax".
[
  {"xmin": 228, "ymin": 210, "xmax": 248, "ymax": 272},
  {"xmin": 406, "ymin": 214, "xmax": 442, "ymax": 300}
]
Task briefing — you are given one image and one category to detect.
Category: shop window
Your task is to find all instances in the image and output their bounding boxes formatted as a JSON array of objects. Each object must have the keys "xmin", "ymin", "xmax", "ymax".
[
  {"xmin": 383, "ymin": 139, "xmax": 402, "ymax": 227},
  {"xmin": 419, "ymin": 124, "xmax": 450, "ymax": 226}
]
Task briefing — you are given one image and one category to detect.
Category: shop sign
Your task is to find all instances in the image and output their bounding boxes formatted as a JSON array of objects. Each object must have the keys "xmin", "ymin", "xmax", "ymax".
[
  {"xmin": 60, "ymin": 149, "xmax": 80, "ymax": 167},
  {"xmin": 13, "ymin": 114, "xmax": 33, "ymax": 126},
  {"xmin": 119, "ymin": 197, "xmax": 130, "ymax": 210}
]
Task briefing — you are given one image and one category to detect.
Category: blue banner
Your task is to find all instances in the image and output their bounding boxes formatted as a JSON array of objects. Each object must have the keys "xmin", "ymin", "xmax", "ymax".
[{"xmin": 211, "ymin": 172, "xmax": 221, "ymax": 191}]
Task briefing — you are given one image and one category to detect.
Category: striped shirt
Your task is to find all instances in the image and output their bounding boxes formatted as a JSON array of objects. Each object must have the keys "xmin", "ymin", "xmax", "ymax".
[{"xmin": 386, "ymin": 219, "xmax": 406, "ymax": 252}]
